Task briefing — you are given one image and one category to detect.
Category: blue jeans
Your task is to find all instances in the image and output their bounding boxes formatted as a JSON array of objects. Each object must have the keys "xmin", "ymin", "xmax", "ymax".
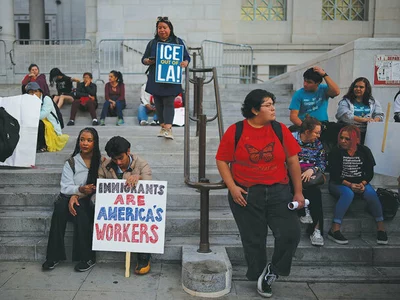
[
  {"xmin": 100, "ymin": 100, "xmax": 126, "ymax": 120},
  {"xmin": 138, "ymin": 104, "xmax": 158, "ymax": 123},
  {"xmin": 329, "ymin": 182, "xmax": 384, "ymax": 224}
]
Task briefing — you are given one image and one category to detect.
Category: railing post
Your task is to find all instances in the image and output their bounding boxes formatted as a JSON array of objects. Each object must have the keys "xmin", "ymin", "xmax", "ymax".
[{"xmin": 198, "ymin": 114, "xmax": 211, "ymax": 253}]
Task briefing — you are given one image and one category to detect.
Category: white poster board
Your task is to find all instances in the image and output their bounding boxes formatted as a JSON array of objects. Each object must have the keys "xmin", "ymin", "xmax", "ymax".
[
  {"xmin": 0, "ymin": 94, "xmax": 41, "ymax": 167},
  {"xmin": 172, "ymin": 107, "xmax": 185, "ymax": 126},
  {"xmin": 365, "ymin": 122, "xmax": 400, "ymax": 177},
  {"xmin": 92, "ymin": 179, "xmax": 167, "ymax": 254}
]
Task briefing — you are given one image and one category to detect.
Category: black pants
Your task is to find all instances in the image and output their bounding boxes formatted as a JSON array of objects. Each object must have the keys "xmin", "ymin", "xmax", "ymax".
[
  {"xmin": 46, "ymin": 194, "xmax": 95, "ymax": 262},
  {"xmin": 70, "ymin": 99, "xmax": 98, "ymax": 121},
  {"xmin": 303, "ymin": 186, "xmax": 324, "ymax": 235},
  {"xmin": 37, "ymin": 120, "xmax": 46, "ymax": 150},
  {"xmin": 229, "ymin": 183, "xmax": 300, "ymax": 280},
  {"xmin": 153, "ymin": 95, "xmax": 175, "ymax": 125}
]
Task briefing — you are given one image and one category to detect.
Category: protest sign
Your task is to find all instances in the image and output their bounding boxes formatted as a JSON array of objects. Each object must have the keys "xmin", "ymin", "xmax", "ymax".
[
  {"xmin": 92, "ymin": 179, "xmax": 167, "ymax": 254},
  {"xmin": 155, "ymin": 42, "xmax": 183, "ymax": 84},
  {"xmin": 0, "ymin": 94, "xmax": 41, "ymax": 167}
]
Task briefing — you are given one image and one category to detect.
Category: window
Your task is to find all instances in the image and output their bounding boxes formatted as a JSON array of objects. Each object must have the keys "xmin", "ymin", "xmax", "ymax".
[
  {"xmin": 269, "ymin": 65, "xmax": 286, "ymax": 79},
  {"xmin": 322, "ymin": 0, "xmax": 367, "ymax": 21},
  {"xmin": 241, "ymin": 0, "xmax": 286, "ymax": 21}
]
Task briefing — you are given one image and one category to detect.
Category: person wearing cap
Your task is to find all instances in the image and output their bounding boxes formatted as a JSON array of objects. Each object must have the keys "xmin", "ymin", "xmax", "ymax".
[
  {"xmin": 98, "ymin": 136, "xmax": 153, "ymax": 275},
  {"xmin": 25, "ymin": 81, "xmax": 69, "ymax": 152}
]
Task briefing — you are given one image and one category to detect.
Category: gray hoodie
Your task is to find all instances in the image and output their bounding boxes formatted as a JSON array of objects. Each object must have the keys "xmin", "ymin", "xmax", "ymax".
[{"xmin": 336, "ymin": 97, "xmax": 384, "ymax": 132}]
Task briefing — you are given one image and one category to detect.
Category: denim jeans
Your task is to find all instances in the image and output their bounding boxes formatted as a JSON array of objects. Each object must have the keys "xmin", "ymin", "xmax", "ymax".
[
  {"xmin": 138, "ymin": 104, "xmax": 158, "ymax": 123},
  {"xmin": 329, "ymin": 182, "xmax": 384, "ymax": 224},
  {"xmin": 100, "ymin": 99, "xmax": 126, "ymax": 120},
  {"xmin": 228, "ymin": 183, "xmax": 300, "ymax": 280}
]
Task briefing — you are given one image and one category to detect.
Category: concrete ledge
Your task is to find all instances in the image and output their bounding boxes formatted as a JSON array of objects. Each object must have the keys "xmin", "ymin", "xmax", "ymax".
[{"xmin": 181, "ymin": 245, "xmax": 232, "ymax": 298}]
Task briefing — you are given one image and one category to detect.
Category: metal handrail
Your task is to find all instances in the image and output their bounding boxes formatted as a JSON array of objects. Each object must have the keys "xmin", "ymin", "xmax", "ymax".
[{"xmin": 183, "ymin": 67, "xmax": 227, "ymax": 253}]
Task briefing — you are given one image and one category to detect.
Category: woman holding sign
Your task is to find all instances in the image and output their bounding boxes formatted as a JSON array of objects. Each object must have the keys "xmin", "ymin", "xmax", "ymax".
[
  {"xmin": 142, "ymin": 16, "xmax": 190, "ymax": 140},
  {"xmin": 42, "ymin": 127, "xmax": 103, "ymax": 272}
]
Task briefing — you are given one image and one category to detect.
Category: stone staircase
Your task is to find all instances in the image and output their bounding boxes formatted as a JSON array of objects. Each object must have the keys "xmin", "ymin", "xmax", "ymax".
[{"xmin": 0, "ymin": 82, "xmax": 399, "ymax": 282}]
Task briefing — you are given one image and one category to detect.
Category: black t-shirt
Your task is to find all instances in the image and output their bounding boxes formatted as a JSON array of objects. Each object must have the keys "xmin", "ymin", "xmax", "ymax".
[
  {"xmin": 329, "ymin": 144, "xmax": 376, "ymax": 184},
  {"xmin": 56, "ymin": 75, "xmax": 73, "ymax": 95}
]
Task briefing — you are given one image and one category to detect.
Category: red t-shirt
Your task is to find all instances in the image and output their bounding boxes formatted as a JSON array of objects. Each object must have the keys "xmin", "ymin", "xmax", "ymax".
[{"xmin": 216, "ymin": 120, "xmax": 301, "ymax": 187}]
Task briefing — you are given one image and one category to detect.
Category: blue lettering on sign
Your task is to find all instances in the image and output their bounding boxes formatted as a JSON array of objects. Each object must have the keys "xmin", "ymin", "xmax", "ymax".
[{"xmin": 155, "ymin": 42, "xmax": 184, "ymax": 85}]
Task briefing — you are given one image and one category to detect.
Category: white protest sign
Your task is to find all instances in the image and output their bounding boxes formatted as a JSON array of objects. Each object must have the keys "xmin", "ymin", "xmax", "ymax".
[
  {"xmin": 93, "ymin": 179, "xmax": 167, "ymax": 254},
  {"xmin": 172, "ymin": 107, "xmax": 185, "ymax": 126},
  {"xmin": 365, "ymin": 122, "xmax": 400, "ymax": 177},
  {"xmin": 155, "ymin": 42, "xmax": 183, "ymax": 84},
  {"xmin": 0, "ymin": 94, "xmax": 41, "ymax": 167}
]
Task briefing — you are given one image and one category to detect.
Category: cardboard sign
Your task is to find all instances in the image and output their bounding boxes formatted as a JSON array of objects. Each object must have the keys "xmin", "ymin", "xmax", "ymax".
[
  {"xmin": 155, "ymin": 42, "xmax": 183, "ymax": 84},
  {"xmin": 0, "ymin": 94, "xmax": 41, "ymax": 167},
  {"xmin": 365, "ymin": 122, "xmax": 400, "ymax": 177},
  {"xmin": 92, "ymin": 179, "xmax": 167, "ymax": 254}
]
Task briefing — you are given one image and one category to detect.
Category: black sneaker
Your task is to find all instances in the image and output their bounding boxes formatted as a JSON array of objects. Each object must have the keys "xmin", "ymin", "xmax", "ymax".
[
  {"xmin": 74, "ymin": 260, "xmax": 96, "ymax": 272},
  {"xmin": 92, "ymin": 119, "xmax": 99, "ymax": 126},
  {"xmin": 377, "ymin": 231, "xmax": 388, "ymax": 245},
  {"xmin": 42, "ymin": 260, "xmax": 59, "ymax": 271},
  {"xmin": 67, "ymin": 120, "xmax": 75, "ymax": 126},
  {"xmin": 328, "ymin": 229, "xmax": 348, "ymax": 245},
  {"xmin": 257, "ymin": 263, "xmax": 278, "ymax": 298},
  {"xmin": 135, "ymin": 253, "xmax": 151, "ymax": 275}
]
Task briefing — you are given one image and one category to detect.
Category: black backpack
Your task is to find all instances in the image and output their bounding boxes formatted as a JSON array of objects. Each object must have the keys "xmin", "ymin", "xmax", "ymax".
[
  {"xmin": 234, "ymin": 120, "xmax": 283, "ymax": 150},
  {"xmin": 376, "ymin": 188, "xmax": 400, "ymax": 220},
  {"xmin": 50, "ymin": 100, "xmax": 64, "ymax": 129},
  {"xmin": 0, "ymin": 107, "xmax": 21, "ymax": 162}
]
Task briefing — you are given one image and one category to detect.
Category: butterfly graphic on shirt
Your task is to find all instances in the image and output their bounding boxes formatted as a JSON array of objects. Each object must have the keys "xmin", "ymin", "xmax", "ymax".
[{"xmin": 245, "ymin": 142, "xmax": 275, "ymax": 163}]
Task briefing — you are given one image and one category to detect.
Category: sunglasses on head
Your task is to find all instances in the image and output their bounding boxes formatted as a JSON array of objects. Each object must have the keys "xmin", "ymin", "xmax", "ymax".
[{"xmin": 157, "ymin": 16, "xmax": 169, "ymax": 22}]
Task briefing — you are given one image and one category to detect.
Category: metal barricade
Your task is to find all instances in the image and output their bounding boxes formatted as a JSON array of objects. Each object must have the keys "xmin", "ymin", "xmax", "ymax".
[
  {"xmin": 97, "ymin": 39, "xmax": 151, "ymax": 79},
  {"xmin": 12, "ymin": 39, "xmax": 93, "ymax": 75},
  {"xmin": 0, "ymin": 40, "xmax": 7, "ymax": 77},
  {"xmin": 201, "ymin": 40, "xmax": 254, "ymax": 84}
]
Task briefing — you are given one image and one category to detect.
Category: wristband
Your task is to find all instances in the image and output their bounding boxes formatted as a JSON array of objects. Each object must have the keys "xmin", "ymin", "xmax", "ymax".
[{"xmin": 322, "ymin": 73, "xmax": 328, "ymax": 78}]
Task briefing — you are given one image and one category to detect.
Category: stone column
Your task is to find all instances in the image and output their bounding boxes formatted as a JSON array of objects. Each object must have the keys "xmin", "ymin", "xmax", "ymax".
[
  {"xmin": 0, "ymin": 0, "xmax": 15, "ymax": 41},
  {"xmin": 29, "ymin": 0, "xmax": 46, "ymax": 40}
]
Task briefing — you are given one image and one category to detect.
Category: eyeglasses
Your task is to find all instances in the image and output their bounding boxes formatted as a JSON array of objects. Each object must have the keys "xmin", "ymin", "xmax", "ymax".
[
  {"xmin": 260, "ymin": 103, "xmax": 274, "ymax": 108},
  {"xmin": 339, "ymin": 136, "xmax": 351, "ymax": 141},
  {"xmin": 157, "ymin": 16, "xmax": 169, "ymax": 22}
]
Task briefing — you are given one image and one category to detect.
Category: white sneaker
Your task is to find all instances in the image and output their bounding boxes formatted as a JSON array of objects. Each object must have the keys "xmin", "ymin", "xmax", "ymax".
[
  {"xmin": 300, "ymin": 207, "xmax": 313, "ymax": 224},
  {"xmin": 310, "ymin": 229, "xmax": 324, "ymax": 246},
  {"xmin": 140, "ymin": 120, "xmax": 149, "ymax": 126},
  {"xmin": 164, "ymin": 128, "xmax": 174, "ymax": 140}
]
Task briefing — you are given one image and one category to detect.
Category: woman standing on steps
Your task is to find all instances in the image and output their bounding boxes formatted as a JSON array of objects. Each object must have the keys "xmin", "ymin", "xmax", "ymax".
[
  {"xmin": 42, "ymin": 127, "xmax": 103, "ymax": 272},
  {"xmin": 142, "ymin": 16, "xmax": 190, "ymax": 140},
  {"xmin": 328, "ymin": 125, "xmax": 388, "ymax": 245}
]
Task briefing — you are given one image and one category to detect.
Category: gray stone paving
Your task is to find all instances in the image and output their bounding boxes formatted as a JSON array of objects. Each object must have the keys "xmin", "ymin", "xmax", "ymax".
[{"xmin": 1, "ymin": 262, "xmax": 400, "ymax": 300}]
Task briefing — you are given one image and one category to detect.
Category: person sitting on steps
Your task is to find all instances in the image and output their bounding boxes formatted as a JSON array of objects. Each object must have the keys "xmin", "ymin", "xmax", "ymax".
[
  {"xmin": 50, "ymin": 67, "xmax": 81, "ymax": 109},
  {"xmin": 138, "ymin": 83, "xmax": 158, "ymax": 126},
  {"xmin": 100, "ymin": 70, "xmax": 126, "ymax": 126},
  {"xmin": 98, "ymin": 136, "xmax": 153, "ymax": 275},
  {"xmin": 67, "ymin": 72, "xmax": 99, "ymax": 126}
]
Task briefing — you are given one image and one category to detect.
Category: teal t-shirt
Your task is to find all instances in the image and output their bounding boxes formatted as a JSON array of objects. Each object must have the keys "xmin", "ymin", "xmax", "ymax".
[
  {"xmin": 289, "ymin": 84, "xmax": 329, "ymax": 121},
  {"xmin": 353, "ymin": 102, "xmax": 371, "ymax": 117}
]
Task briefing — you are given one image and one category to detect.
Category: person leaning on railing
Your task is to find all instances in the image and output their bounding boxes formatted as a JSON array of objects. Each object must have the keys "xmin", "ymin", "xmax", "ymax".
[{"xmin": 141, "ymin": 16, "xmax": 190, "ymax": 140}]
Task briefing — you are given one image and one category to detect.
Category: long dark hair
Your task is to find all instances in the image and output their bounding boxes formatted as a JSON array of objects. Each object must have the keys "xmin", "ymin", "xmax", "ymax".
[
  {"xmin": 71, "ymin": 127, "xmax": 101, "ymax": 185},
  {"xmin": 344, "ymin": 77, "xmax": 373, "ymax": 106},
  {"xmin": 49, "ymin": 67, "xmax": 66, "ymax": 87},
  {"xmin": 154, "ymin": 17, "xmax": 176, "ymax": 40},
  {"xmin": 110, "ymin": 70, "xmax": 124, "ymax": 84}
]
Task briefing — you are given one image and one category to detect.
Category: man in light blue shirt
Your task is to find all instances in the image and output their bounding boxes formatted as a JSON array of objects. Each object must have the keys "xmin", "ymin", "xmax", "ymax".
[{"xmin": 289, "ymin": 66, "xmax": 340, "ymax": 128}]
